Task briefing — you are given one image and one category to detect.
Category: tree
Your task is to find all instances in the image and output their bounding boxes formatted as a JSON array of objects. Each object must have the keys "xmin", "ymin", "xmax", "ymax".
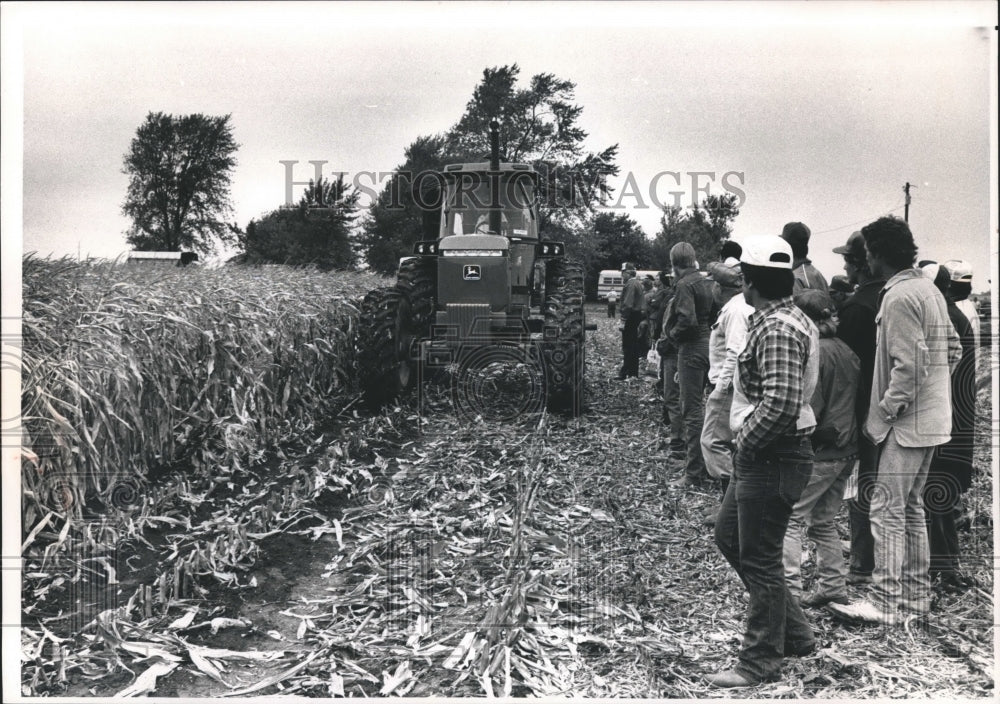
[
  {"xmin": 584, "ymin": 213, "xmax": 651, "ymax": 297},
  {"xmin": 358, "ymin": 65, "xmax": 619, "ymax": 273},
  {"xmin": 356, "ymin": 135, "xmax": 451, "ymax": 274},
  {"xmin": 240, "ymin": 175, "xmax": 359, "ymax": 270},
  {"xmin": 651, "ymin": 193, "xmax": 741, "ymax": 271},
  {"xmin": 122, "ymin": 112, "xmax": 239, "ymax": 254}
]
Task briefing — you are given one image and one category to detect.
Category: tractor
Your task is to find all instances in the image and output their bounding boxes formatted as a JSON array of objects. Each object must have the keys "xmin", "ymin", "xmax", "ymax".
[{"xmin": 356, "ymin": 119, "xmax": 587, "ymax": 416}]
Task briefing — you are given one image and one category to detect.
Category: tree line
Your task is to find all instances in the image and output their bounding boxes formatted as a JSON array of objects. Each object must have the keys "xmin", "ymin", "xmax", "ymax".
[{"xmin": 121, "ymin": 64, "xmax": 738, "ymax": 291}]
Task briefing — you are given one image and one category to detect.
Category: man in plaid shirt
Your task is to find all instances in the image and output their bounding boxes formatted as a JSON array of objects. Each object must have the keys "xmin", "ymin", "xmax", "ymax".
[{"xmin": 708, "ymin": 235, "xmax": 819, "ymax": 688}]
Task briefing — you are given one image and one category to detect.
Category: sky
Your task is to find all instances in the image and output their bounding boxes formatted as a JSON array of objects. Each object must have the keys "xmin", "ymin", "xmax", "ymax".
[{"xmin": 2, "ymin": 1, "xmax": 998, "ymax": 290}]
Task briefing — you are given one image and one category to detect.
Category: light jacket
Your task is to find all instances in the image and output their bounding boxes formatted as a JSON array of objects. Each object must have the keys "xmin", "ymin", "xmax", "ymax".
[{"xmin": 864, "ymin": 268, "xmax": 962, "ymax": 447}]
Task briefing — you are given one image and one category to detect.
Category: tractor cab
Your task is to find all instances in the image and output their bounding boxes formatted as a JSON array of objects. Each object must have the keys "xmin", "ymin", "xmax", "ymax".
[{"xmin": 439, "ymin": 164, "xmax": 539, "ymax": 239}]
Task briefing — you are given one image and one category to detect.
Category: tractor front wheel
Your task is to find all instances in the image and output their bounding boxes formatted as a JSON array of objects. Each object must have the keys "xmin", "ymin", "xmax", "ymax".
[{"xmin": 356, "ymin": 287, "xmax": 420, "ymax": 410}]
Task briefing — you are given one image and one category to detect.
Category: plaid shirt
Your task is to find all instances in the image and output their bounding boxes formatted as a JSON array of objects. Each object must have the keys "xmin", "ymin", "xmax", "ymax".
[{"xmin": 736, "ymin": 297, "xmax": 815, "ymax": 451}]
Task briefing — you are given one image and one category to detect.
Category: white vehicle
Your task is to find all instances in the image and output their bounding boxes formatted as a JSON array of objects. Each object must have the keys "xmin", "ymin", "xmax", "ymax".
[{"xmin": 597, "ymin": 268, "xmax": 662, "ymax": 300}]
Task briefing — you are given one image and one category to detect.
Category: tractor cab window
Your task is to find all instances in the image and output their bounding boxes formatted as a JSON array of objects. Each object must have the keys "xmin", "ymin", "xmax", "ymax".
[{"xmin": 444, "ymin": 175, "xmax": 536, "ymax": 238}]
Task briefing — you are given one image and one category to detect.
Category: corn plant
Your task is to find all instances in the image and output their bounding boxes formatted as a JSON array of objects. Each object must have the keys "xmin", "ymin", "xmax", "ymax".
[{"xmin": 21, "ymin": 255, "xmax": 384, "ymax": 533}]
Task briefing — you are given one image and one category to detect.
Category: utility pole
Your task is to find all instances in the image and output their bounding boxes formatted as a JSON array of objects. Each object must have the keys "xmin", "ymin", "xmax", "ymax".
[{"xmin": 903, "ymin": 182, "xmax": 912, "ymax": 222}]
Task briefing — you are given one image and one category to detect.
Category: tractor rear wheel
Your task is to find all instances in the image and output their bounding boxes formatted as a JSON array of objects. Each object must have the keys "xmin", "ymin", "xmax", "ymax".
[{"xmin": 542, "ymin": 258, "xmax": 586, "ymax": 416}]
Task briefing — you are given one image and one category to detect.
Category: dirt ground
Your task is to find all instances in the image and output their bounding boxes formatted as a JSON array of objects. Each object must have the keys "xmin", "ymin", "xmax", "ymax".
[{"xmin": 22, "ymin": 302, "xmax": 995, "ymax": 698}]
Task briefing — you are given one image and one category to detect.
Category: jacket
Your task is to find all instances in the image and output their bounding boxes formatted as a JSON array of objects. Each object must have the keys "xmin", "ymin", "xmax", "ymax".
[
  {"xmin": 864, "ymin": 269, "xmax": 962, "ymax": 447},
  {"xmin": 792, "ymin": 259, "xmax": 830, "ymax": 295},
  {"xmin": 835, "ymin": 278, "xmax": 885, "ymax": 424},
  {"xmin": 811, "ymin": 336, "xmax": 860, "ymax": 460},
  {"xmin": 708, "ymin": 294, "xmax": 753, "ymax": 390},
  {"xmin": 931, "ymin": 301, "xmax": 977, "ymax": 490},
  {"xmin": 666, "ymin": 267, "xmax": 719, "ymax": 344},
  {"xmin": 620, "ymin": 277, "xmax": 646, "ymax": 319}
]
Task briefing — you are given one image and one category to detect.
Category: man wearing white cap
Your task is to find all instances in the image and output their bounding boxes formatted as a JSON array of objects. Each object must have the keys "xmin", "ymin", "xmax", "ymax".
[
  {"xmin": 828, "ymin": 217, "xmax": 961, "ymax": 626},
  {"xmin": 708, "ymin": 234, "xmax": 818, "ymax": 688},
  {"xmin": 942, "ymin": 259, "xmax": 979, "ymax": 365}
]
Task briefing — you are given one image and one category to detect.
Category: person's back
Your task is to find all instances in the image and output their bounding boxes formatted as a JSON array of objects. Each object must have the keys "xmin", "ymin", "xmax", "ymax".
[
  {"xmin": 781, "ymin": 221, "xmax": 829, "ymax": 294},
  {"xmin": 813, "ymin": 336, "xmax": 860, "ymax": 459}
]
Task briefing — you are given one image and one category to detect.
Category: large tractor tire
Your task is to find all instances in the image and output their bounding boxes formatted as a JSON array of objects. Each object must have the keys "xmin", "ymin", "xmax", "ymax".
[
  {"xmin": 542, "ymin": 258, "xmax": 586, "ymax": 416},
  {"xmin": 356, "ymin": 287, "xmax": 415, "ymax": 410},
  {"xmin": 356, "ymin": 258, "xmax": 437, "ymax": 410},
  {"xmin": 396, "ymin": 257, "xmax": 436, "ymax": 328}
]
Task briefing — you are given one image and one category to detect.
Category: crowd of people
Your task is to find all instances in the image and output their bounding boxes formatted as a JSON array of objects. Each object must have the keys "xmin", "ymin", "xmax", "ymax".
[{"xmin": 612, "ymin": 217, "xmax": 982, "ymax": 688}]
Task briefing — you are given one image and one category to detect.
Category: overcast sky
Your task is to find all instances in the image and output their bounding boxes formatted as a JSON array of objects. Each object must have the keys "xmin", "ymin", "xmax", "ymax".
[{"xmin": 3, "ymin": 1, "xmax": 997, "ymax": 289}]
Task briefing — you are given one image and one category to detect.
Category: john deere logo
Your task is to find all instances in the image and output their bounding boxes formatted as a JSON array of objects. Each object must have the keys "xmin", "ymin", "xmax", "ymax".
[{"xmin": 463, "ymin": 265, "xmax": 481, "ymax": 281}]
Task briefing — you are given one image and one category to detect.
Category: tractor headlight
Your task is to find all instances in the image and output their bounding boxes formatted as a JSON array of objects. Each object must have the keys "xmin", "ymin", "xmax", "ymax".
[{"xmin": 441, "ymin": 250, "xmax": 505, "ymax": 257}]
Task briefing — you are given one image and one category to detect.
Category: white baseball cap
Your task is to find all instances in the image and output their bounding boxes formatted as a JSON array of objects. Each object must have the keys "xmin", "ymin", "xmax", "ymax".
[
  {"xmin": 740, "ymin": 235, "xmax": 794, "ymax": 270},
  {"xmin": 941, "ymin": 259, "xmax": 973, "ymax": 282}
]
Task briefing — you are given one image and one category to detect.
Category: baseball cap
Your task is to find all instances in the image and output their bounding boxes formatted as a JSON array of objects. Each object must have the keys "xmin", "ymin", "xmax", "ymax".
[
  {"xmin": 941, "ymin": 259, "xmax": 973, "ymax": 282},
  {"xmin": 919, "ymin": 260, "xmax": 941, "ymax": 283},
  {"xmin": 780, "ymin": 222, "xmax": 811, "ymax": 248},
  {"xmin": 832, "ymin": 231, "xmax": 866, "ymax": 260},
  {"xmin": 707, "ymin": 260, "xmax": 742, "ymax": 288},
  {"xmin": 920, "ymin": 260, "xmax": 952, "ymax": 293},
  {"xmin": 830, "ymin": 274, "xmax": 853, "ymax": 293},
  {"xmin": 794, "ymin": 289, "xmax": 836, "ymax": 322},
  {"xmin": 740, "ymin": 235, "xmax": 793, "ymax": 270}
]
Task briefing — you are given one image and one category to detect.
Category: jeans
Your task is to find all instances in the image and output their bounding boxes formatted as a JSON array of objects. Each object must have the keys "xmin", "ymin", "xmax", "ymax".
[
  {"xmin": 714, "ymin": 436, "xmax": 815, "ymax": 682},
  {"xmin": 620, "ymin": 312, "xmax": 642, "ymax": 377},
  {"xmin": 848, "ymin": 434, "xmax": 878, "ymax": 576},
  {"xmin": 783, "ymin": 457, "xmax": 855, "ymax": 601},
  {"xmin": 677, "ymin": 339, "xmax": 709, "ymax": 480},
  {"xmin": 701, "ymin": 386, "xmax": 735, "ymax": 480},
  {"xmin": 870, "ymin": 429, "xmax": 934, "ymax": 613},
  {"xmin": 661, "ymin": 354, "xmax": 683, "ymax": 447}
]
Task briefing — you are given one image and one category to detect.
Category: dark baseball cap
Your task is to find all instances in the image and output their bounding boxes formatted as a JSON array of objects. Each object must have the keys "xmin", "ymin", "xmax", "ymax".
[
  {"xmin": 832, "ymin": 230, "xmax": 866, "ymax": 259},
  {"xmin": 794, "ymin": 289, "xmax": 836, "ymax": 322},
  {"xmin": 780, "ymin": 222, "xmax": 811, "ymax": 248}
]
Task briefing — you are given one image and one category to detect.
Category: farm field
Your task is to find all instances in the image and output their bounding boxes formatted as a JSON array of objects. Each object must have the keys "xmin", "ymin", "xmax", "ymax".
[{"xmin": 19, "ymin": 261, "xmax": 996, "ymax": 698}]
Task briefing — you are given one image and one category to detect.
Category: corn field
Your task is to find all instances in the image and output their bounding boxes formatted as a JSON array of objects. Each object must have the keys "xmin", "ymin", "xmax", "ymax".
[
  {"xmin": 18, "ymin": 256, "xmax": 994, "ymax": 698},
  {"xmin": 21, "ymin": 255, "xmax": 383, "ymax": 533}
]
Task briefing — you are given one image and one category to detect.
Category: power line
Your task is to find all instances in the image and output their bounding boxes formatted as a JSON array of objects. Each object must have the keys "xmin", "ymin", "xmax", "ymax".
[{"xmin": 811, "ymin": 201, "xmax": 906, "ymax": 236}]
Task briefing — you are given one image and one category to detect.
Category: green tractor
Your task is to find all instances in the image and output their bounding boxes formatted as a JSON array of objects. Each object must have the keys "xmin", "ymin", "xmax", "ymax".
[{"xmin": 356, "ymin": 119, "xmax": 587, "ymax": 416}]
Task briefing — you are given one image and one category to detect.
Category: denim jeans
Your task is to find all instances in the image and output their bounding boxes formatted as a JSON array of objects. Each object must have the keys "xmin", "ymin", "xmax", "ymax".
[
  {"xmin": 661, "ymin": 354, "xmax": 683, "ymax": 447},
  {"xmin": 677, "ymin": 339, "xmax": 709, "ymax": 480},
  {"xmin": 848, "ymin": 434, "xmax": 879, "ymax": 576},
  {"xmin": 783, "ymin": 457, "xmax": 854, "ymax": 601},
  {"xmin": 870, "ymin": 430, "xmax": 934, "ymax": 613},
  {"xmin": 700, "ymin": 386, "xmax": 734, "ymax": 480},
  {"xmin": 714, "ymin": 436, "xmax": 815, "ymax": 682}
]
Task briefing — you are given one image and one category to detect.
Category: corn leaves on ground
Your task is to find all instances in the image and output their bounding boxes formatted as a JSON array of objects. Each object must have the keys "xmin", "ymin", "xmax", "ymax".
[{"xmin": 19, "ymin": 259, "xmax": 995, "ymax": 697}]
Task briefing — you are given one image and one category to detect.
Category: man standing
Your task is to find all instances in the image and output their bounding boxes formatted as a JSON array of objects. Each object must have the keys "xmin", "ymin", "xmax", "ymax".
[
  {"xmin": 920, "ymin": 262, "xmax": 978, "ymax": 593},
  {"xmin": 832, "ymin": 231, "xmax": 886, "ymax": 586},
  {"xmin": 664, "ymin": 243, "xmax": 718, "ymax": 487},
  {"xmin": 781, "ymin": 222, "xmax": 829, "ymax": 295},
  {"xmin": 606, "ymin": 288, "xmax": 617, "ymax": 319},
  {"xmin": 783, "ymin": 290, "xmax": 860, "ymax": 607},
  {"xmin": 700, "ymin": 258, "xmax": 753, "ymax": 523},
  {"xmin": 617, "ymin": 265, "xmax": 646, "ymax": 380},
  {"xmin": 709, "ymin": 235, "xmax": 818, "ymax": 688},
  {"xmin": 829, "ymin": 217, "xmax": 960, "ymax": 625}
]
